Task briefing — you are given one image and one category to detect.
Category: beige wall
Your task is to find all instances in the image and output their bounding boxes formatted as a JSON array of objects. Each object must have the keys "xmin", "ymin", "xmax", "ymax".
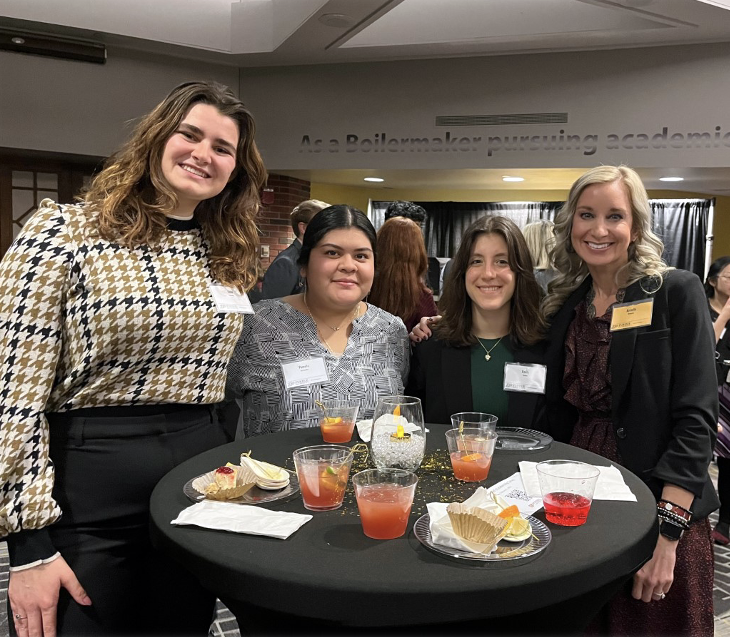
[{"xmin": 311, "ymin": 183, "xmax": 730, "ymax": 265}]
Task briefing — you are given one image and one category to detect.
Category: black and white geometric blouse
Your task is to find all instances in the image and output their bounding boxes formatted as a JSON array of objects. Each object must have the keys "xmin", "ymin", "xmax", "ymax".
[
  {"xmin": 226, "ymin": 299, "xmax": 409, "ymax": 437},
  {"xmin": 0, "ymin": 200, "xmax": 245, "ymax": 538}
]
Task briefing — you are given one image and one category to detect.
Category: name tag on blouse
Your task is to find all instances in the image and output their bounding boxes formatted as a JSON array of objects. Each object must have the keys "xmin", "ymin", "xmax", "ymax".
[
  {"xmin": 503, "ymin": 363, "xmax": 547, "ymax": 394},
  {"xmin": 209, "ymin": 283, "xmax": 255, "ymax": 314},
  {"xmin": 610, "ymin": 299, "xmax": 654, "ymax": 331},
  {"xmin": 281, "ymin": 358, "xmax": 329, "ymax": 389}
]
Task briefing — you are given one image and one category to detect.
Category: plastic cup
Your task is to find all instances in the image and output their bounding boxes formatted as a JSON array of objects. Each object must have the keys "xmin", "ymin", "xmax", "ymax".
[
  {"xmin": 450, "ymin": 412, "xmax": 498, "ymax": 434},
  {"xmin": 293, "ymin": 445, "xmax": 353, "ymax": 511},
  {"xmin": 318, "ymin": 400, "xmax": 359, "ymax": 443},
  {"xmin": 536, "ymin": 460, "xmax": 600, "ymax": 527},
  {"xmin": 445, "ymin": 428, "xmax": 497, "ymax": 482},
  {"xmin": 352, "ymin": 468, "xmax": 418, "ymax": 539}
]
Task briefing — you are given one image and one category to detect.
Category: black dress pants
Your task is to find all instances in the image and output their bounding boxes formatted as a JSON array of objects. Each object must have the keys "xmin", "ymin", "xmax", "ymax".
[{"xmin": 14, "ymin": 405, "xmax": 228, "ymax": 637}]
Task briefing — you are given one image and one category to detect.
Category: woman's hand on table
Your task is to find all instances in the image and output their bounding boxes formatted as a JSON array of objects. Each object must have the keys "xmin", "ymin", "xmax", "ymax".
[
  {"xmin": 630, "ymin": 535, "xmax": 677, "ymax": 603},
  {"xmin": 9, "ymin": 556, "xmax": 92, "ymax": 637},
  {"xmin": 409, "ymin": 315, "xmax": 441, "ymax": 343}
]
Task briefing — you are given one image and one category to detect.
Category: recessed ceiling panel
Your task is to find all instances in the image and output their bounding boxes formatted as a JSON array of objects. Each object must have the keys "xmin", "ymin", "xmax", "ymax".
[{"xmin": 342, "ymin": 0, "xmax": 672, "ymax": 48}]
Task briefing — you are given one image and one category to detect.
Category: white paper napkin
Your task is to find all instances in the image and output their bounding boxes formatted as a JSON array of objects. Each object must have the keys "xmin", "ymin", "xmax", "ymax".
[
  {"xmin": 355, "ymin": 419, "xmax": 428, "ymax": 442},
  {"xmin": 518, "ymin": 461, "xmax": 637, "ymax": 502},
  {"xmin": 171, "ymin": 501, "xmax": 312, "ymax": 539}
]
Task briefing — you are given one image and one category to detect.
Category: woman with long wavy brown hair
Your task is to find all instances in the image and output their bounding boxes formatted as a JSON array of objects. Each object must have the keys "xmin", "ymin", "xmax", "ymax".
[
  {"xmin": 368, "ymin": 216, "xmax": 438, "ymax": 332},
  {"xmin": 0, "ymin": 81, "xmax": 266, "ymax": 636},
  {"xmin": 406, "ymin": 216, "xmax": 546, "ymax": 427}
]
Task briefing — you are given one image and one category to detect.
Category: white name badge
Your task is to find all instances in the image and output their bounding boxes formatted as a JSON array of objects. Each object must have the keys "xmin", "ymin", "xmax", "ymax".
[
  {"xmin": 503, "ymin": 363, "xmax": 547, "ymax": 394},
  {"xmin": 209, "ymin": 283, "xmax": 254, "ymax": 314},
  {"xmin": 281, "ymin": 358, "xmax": 329, "ymax": 390}
]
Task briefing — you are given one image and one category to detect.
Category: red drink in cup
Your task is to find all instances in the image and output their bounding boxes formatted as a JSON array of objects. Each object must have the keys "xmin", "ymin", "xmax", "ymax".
[
  {"xmin": 542, "ymin": 492, "xmax": 592, "ymax": 526},
  {"xmin": 536, "ymin": 460, "xmax": 600, "ymax": 527},
  {"xmin": 352, "ymin": 469, "xmax": 418, "ymax": 539}
]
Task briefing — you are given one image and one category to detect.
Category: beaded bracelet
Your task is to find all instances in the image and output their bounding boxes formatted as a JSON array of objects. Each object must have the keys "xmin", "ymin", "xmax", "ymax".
[
  {"xmin": 657, "ymin": 500, "xmax": 691, "ymax": 522},
  {"xmin": 657, "ymin": 508, "xmax": 690, "ymax": 529}
]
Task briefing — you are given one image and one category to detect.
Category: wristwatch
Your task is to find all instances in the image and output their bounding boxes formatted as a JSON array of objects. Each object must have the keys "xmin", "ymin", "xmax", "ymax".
[{"xmin": 659, "ymin": 519, "xmax": 685, "ymax": 541}]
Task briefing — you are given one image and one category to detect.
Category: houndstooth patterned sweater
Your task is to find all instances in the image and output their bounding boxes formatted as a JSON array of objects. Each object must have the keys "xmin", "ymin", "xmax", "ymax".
[{"xmin": 0, "ymin": 200, "xmax": 245, "ymax": 539}]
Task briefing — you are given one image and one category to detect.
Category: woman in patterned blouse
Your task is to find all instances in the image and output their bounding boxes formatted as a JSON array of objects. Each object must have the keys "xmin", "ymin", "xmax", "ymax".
[
  {"xmin": 0, "ymin": 82, "xmax": 266, "ymax": 635},
  {"xmin": 227, "ymin": 205, "xmax": 409, "ymax": 437}
]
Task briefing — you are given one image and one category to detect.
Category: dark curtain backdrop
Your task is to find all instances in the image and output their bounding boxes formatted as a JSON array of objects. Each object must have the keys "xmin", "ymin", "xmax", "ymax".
[
  {"xmin": 649, "ymin": 199, "xmax": 713, "ymax": 278},
  {"xmin": 371, "ymin": 198, "xmax": 712, "ymax": 277}
]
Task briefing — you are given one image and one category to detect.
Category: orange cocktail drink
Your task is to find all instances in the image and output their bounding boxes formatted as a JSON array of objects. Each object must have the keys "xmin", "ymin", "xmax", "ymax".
[
  {"xmin": 352, "ymin": 469, "xmax": 418, "ymax": 539},
  {"xmin": 445, "ymin": 428, "xmax": 497, "ymax": 483},
  {"xmin": 318, "ymin": 400, "xmax": 359, "ymax": 443},
  {"xmin": 293, "ymin": 445, "xmax": 353, "ymax": 511}
]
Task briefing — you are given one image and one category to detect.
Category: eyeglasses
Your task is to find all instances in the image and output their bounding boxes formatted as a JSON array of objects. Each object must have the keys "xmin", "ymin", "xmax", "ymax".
[{"xmin": 717, "ymin": 275, "xmax": 730, "ymax": 281}]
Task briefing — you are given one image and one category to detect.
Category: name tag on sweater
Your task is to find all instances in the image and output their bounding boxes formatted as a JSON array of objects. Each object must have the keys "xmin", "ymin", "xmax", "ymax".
[
  {"xmin": 503, "ymin": 363, "xmax": 546, "ymax": 394},
  {"xmin": 281, "ymin": 358, "xmax": 329, "ymax": 389},
  {"xmin": 610, "ymin": 299, "xmax": 654, "ymax": 331},
  {"xmin": 210, "ymin": 283, "xmax": 254, "ymax": 314}
]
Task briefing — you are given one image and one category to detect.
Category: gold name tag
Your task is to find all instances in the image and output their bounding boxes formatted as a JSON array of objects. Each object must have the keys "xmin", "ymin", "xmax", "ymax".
[{"xmin": 610, "ymin": 299, "xmax": 654, "ymax": 331}]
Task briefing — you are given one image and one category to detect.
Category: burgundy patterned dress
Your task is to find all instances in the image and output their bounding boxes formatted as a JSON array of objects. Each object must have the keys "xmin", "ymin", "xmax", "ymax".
[{"xmin": 564, "ymin": 299, "xmax": 714, "ymax": 637}]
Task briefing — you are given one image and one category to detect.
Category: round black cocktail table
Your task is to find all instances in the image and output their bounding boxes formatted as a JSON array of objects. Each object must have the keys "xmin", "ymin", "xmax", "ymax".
[{"xmin": 150, "ymin": 424, "xmax": 656, "ymax": 634}]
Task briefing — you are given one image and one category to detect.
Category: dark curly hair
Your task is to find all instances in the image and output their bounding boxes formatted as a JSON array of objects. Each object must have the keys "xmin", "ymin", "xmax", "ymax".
[{"xmin": 384, "ymin": 200, "xmax": 426, "ymax": 223}]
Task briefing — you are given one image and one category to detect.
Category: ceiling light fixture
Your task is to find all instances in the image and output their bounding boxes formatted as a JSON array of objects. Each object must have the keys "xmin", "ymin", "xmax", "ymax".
[
  {"xmin": 694, "ymin": 0, "xmax": 730, "ymax": 10},
  {"xmin": 659, "ymin": 177, "xmax": 684, "ymax": 182},
  {"xmin": 363, "ymin": 177, "xmax": 384, "ymax": 183},
  {"xmin": 502, "ymin": 176, "xmax": 525, "ymax": 182}
]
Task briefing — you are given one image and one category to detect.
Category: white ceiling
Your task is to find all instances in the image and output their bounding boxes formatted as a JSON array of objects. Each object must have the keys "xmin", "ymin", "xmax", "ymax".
[{"xmin": 4, "ymin": 0, "xmax": 730, "ymax": 194}]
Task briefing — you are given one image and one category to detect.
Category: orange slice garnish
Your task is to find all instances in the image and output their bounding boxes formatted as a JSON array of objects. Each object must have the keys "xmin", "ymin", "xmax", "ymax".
[
  {"xmin": 461, "ymin": 453, "xmax": 483, "ymax": 462},
  {"xmin": 498, "ymin": 505, "xmax": 520, "ymax": 519}
]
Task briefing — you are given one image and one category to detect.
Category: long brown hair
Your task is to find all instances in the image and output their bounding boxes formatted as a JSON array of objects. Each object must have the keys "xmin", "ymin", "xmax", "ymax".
[
  {"xmin": 436, "ymin": 216, "xmax": 545, "ymax": 347},
  {"xmin": 369, "ymin": 217, "xmax": 428, "ymax": 321},
  {"xmin": 83, "ymin": 81, "xmax": 267, "ymax": 291}
]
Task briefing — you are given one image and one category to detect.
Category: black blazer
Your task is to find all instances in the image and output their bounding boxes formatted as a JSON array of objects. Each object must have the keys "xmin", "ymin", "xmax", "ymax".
[
  {"xmin": 407, "ymin": 335, "xmax": 545, "ymax": 428},
  {"xmin": 543, "ymin": 270, "xmax": 719, "ymax": 519},
  {"xmin": 261, "ymin": 239, "xmax": 302, "ymax": 299}
]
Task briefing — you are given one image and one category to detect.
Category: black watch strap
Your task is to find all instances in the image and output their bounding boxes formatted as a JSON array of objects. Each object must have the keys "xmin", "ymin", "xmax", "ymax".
[{"xmin": 659, "ymin": 519, "xmax": 684, "ymax": 541}]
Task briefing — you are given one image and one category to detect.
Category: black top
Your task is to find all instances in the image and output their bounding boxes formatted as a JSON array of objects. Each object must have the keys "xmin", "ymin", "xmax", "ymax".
[
  {"xmin": 261, "ymin": 239, "xmax": 303, "ymax": 299},
  {"xmin": 407, "ymin": 335, "xmax": 545, "ymax": 427},
  {"xmin": 150, "ymin": 424, "xmax": 656, "ymax": 629},
  {"xmin": 542, "ymin": 271, "xmax": 719, "ymax": 519}
]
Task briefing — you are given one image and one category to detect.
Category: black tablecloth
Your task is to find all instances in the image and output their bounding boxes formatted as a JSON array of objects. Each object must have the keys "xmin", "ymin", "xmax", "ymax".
[{"xmin": 150, "ymin": 424, "xmax": 657, "ymax": 634}]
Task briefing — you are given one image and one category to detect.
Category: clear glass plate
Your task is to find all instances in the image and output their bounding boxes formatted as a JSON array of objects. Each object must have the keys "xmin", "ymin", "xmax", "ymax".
[
  {"xmin": 183, "ymin": 470, "xmax": 300, "ymax": 505},
  {"xmin": 495, "ymin": 427, "xmax": 553, "ymax": 451},
  {"xmin": 413, "ymin": 513, "xmax": 551, "ymax": 563}
]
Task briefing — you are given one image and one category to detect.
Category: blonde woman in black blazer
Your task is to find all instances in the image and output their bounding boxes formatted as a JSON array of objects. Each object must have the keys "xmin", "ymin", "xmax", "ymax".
[{"xmin": 542, "ymin": 165, "xmax": 717, "ymax": 637}]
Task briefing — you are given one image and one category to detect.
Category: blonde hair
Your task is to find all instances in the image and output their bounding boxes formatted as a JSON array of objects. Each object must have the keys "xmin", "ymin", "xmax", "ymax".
[
  {"xmin": 83, "ymin": 81, "xmax": 267, "ymax": 291},
  {"xmin": 541, "ymin": 165, "xmax": 670, "ymax": 319},
  {"xmin": 522, "ymin": 219, "xmax": 555, "ymax": 270},
  {"xmin": 290, "ymin": 199, "xmax": 329, "ymax": 235}
]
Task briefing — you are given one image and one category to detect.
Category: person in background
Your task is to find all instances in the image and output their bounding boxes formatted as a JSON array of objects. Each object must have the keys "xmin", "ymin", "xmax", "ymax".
[
  {"xmin": 541, "ymin": 165, "xmax": 717, "ymax": 636},
  {"xmin": 384, "ymin": 200, "xmax": 427, "ymax": 224},
  {"xmin": 369, "ymin": 216, "xmax": 438, "ymax": 333},
  {"xmin": 407, "ymin": 216, "xmax": 545, "ymax": 427},
  {"xmin": 227, "ymin": 205, "xmax": 408, "ymax": 437},
  {"xmin": 522, "ymin": 219, "xmax": 557, "ymax": 294},
  {"xmin": 261, "ymin": 198, "xmax": 329, "ymax": 299},
  {"xmin": 705, "ymin": 256, "xmax": 730, "ymax": 545},
  {"xmin": 0, "ymin": 81, "xmax": 267, "ymax": 636}
]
